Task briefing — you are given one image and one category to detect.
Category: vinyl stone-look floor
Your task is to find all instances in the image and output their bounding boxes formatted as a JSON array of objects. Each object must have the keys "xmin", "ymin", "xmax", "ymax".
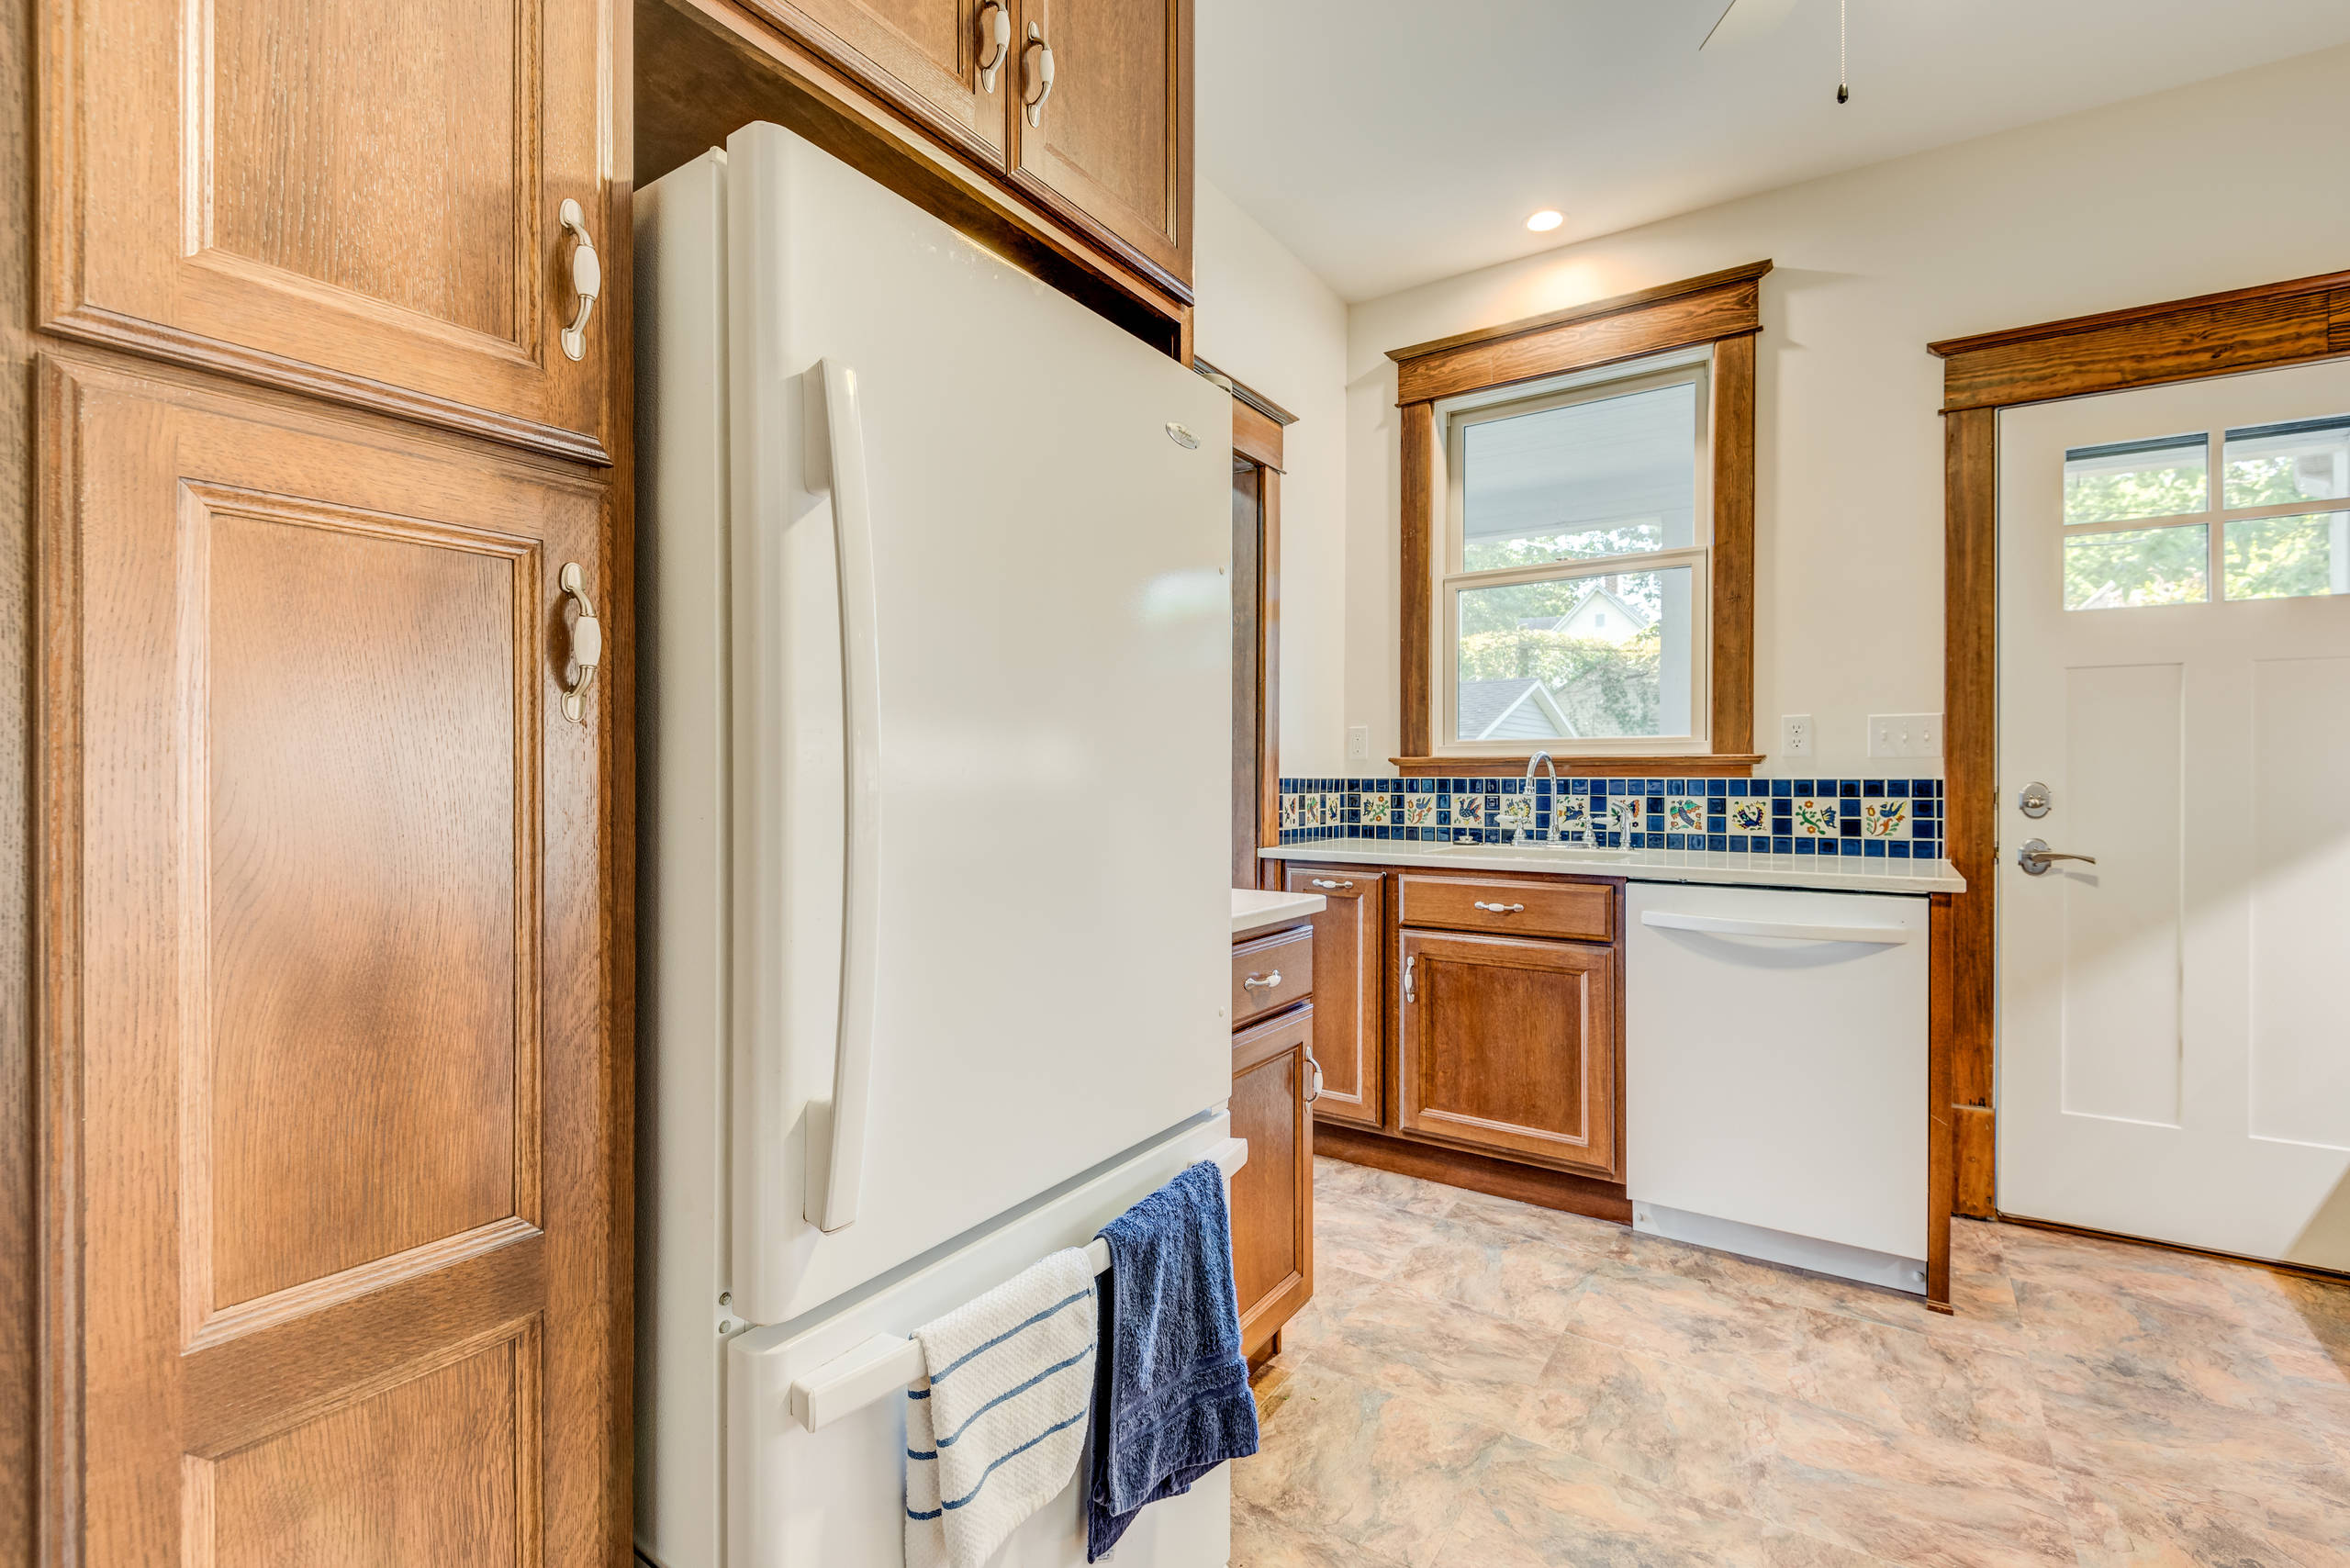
[{"xmin": 1230, "ymin": 1157, "xmax": 2350, "ymax": 1568}]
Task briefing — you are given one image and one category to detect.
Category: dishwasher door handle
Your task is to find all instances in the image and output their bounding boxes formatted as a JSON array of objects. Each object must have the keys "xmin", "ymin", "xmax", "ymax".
[{"xmin": 1639, "ymin": 910, "xmax": 1914, "ymax": 946}]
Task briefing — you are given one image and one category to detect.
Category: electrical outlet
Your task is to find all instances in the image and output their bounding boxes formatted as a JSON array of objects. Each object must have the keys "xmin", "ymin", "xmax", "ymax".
[
  {"xmin": 1781, "ymin": 714, "xmax": 1814, "ymax": 758},
  {"xmin": 1347, "ymin": 724, "xmax": 1371, "ymax": 763},
  {"xmin": 1868, "ymin": 712, "xmax": 1942, "ymax": 758}
]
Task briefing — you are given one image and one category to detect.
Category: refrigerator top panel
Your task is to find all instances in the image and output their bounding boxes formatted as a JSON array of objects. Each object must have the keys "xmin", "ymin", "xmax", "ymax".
[{"xmin": 719, "ymin": 122, "xmax": 1236, "ymax": 1325}]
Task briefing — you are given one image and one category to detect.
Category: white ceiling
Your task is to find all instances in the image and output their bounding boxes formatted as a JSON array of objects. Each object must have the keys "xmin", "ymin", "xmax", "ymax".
[{"xmin": 1197, "ymin": 1, "xmax": 2350, "ymax": 302}]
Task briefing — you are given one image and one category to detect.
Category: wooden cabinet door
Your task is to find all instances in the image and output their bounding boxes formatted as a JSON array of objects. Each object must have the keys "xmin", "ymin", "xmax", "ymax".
[
  {"xmin": 747, "ymin": 0, "xmax": 1013, "ymax": 161},
  {"xmin": 41, "ymin": 0, "xmax": 616, "ymax": 463},
  {"xmin": 1282, "ymin": 867, "xmax": 1384, "ymax": 1129},
  {"xmin": 1397, "ymin": 931, "xmax": 1619, "ymax": 1178},
  {"xmin": 1008, "ymin": 0, "xmax": 1192, "ymax": 294},
  {"xmin": 37, "ymin": 356, "xmax": 619, "ymax": 1566},
  {"xmin": 1228, "ymin": 1004, "xmax": 1312, "ymax": 1360}
]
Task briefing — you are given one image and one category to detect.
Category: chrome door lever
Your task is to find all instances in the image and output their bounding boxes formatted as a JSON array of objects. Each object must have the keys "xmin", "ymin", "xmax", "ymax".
[{"xmin": 2017, "ymin": 838, "xmax": 2094, "ymax": 876}]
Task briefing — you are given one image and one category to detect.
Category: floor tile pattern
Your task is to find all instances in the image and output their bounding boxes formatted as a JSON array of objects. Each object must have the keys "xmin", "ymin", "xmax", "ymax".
[{"xmin": 1232, "ymin": 1158, "xmax": 2350, "ymax": 1568}]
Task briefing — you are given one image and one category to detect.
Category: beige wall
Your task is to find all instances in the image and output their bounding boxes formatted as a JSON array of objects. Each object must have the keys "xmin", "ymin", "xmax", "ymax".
[
  {"xmin": 1192, "ymin": 180, "xmax": 1351, "ymax": 776},
  {"xmin": 1315, "ymin": 43, "xmax": 2350, "ymax": 779}
]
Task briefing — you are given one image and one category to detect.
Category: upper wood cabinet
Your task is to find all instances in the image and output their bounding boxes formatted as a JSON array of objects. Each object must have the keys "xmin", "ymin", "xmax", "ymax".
[
  {"xmin": 1282, "ymin": 866, "xmax": 1384, "ymax": 1130},
  {"xmin": 38, "ymin": 355, "xmax": 619, "ymax": 1565},
  {"xmin": 1007, "ymin": 0, "xmax": 1192, "ymax": 296},
  {"xmin": 749, "ymin": 0, "xmax": 1010, "ymax": 160},
  {"xmin": 40, "ymin": 0, "xmax": 618, "ymax": 463},
  {"xmin": 1397, "ymin": 929, "xmax": 1620, "ymax": 1179}
]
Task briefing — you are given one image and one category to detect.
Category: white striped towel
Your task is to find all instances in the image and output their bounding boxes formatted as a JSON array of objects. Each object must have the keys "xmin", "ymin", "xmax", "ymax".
[{"xmin": 904, "ymin": 1248, "xmax": 1098, "ymax": 1568}]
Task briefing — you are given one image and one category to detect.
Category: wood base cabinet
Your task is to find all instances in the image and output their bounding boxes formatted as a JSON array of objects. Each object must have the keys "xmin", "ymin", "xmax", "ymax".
[
  {"xmin": 1397, "ymin": 928, "xmax": 1620, "ymax": 1180},
  {"xmin": 1281, "ymin": 866, "xmax": 1382, "ymax": 1128},
  {"xmin": 1228, "ymin": 1002, "xmax": 1313, "ymax": 1361}
]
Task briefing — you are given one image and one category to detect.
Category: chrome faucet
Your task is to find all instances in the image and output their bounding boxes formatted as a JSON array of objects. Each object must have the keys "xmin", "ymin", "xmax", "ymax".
[{"xmin": 1520, "ymin": 752, "xmax": 1558, "ymax": 845}]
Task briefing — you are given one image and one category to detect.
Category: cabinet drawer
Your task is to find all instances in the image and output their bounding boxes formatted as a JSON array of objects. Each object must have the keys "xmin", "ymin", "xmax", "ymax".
[
  {"xmin": 1398, "ymin": 874, "xmax": 1614, "ymax": 942},
  {"xmin": 1232, "ymin": 924, "xmax": 1313, "ymax": 1026}
]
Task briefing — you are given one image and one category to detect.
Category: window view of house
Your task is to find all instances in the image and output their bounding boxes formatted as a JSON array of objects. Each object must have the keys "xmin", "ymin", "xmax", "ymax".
[{"xmin": 1447, "ymin": 368, "xmax": 1706, "ymax": 743}]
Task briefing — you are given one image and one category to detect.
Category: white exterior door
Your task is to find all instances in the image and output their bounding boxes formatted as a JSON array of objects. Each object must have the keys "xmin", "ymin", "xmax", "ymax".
[{"xmin": 1998, "ymin": 358, "xmax": 2350, "ymax": 1269}]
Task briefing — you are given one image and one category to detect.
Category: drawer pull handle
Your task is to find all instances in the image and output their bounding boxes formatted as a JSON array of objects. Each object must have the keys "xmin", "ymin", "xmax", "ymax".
[
  {"xmin": 1304, "ymin": 1045, "xmax": 1325, "ymax": 1103},
  {"xmin": 1310, "ymin": 878, "xmax": 1353, "ymax": 890},
  {"xmin": 1403, "ymin": 954, "xmax": 1415, "ymax": 1002},
  {"xmin": 1472, "ymin": 901, "xmax": 1525, "ymax": 913},
  {"xmin": 1241, "ymin": 970, "xmax": 1281, "ymax": 992}
]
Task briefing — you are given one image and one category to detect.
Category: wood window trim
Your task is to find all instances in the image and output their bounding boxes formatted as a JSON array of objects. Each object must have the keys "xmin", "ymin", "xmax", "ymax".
[
  {"xmin": 1929, "ymin": 266, "xmax": 2350, "ymax": 1220},
  {"xmin": 1392, "ymin": 261, "xmax": 1768, "ymax": 775}
]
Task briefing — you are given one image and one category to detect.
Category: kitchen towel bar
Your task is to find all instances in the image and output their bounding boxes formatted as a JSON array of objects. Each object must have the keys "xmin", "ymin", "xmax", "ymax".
[{"xmin": 787, "ymin": 1137, "xmax": 1250, "ymax": 1431}]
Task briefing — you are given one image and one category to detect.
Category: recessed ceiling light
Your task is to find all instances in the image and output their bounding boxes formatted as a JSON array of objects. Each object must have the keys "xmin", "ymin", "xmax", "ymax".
[{"xmin": 1525, "ymin": 209, "xmax": 1564, "ymax": 233}]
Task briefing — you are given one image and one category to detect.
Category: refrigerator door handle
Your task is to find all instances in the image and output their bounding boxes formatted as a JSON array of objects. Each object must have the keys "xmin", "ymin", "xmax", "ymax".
[{"xmin": 804, "ymin": 359, "xmax": 885, "ymax": 1233}]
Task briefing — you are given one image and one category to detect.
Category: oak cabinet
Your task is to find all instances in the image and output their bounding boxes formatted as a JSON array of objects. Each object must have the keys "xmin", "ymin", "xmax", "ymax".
[
  {"xmin": 1229, "ymin": 1002, "xmax": 1314, "ymax": 1361},
  {"xmin": 1397, "ymin": 928, "xmax": 1620, "ymax": 1179},
  {"xmin": 749, "ymin": 0, "xmax": 1012, "ymax": 160},
  {"xmin": 1281, "ymin": 866, "xmax": 1385, "ymax": 1129},
  {"xmin": 39, "ymin": 358, "xmax": 619, "ymax": 1567},
  {"xmin": 1007, "ymin": 0, "xmax": 1192, "ymax": 294},
  {"xmin": 40, "ymin": 0, "xmax": 617, "ymax": 462}
]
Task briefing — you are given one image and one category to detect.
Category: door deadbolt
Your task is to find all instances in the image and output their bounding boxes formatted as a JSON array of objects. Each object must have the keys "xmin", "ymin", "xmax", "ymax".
[{"xmin": 2019, "ymin": 780, "xmax": 2051, "ymax": 819}]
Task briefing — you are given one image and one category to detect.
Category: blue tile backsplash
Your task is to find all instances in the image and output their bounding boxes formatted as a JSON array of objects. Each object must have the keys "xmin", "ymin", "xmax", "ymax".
[{"xmin": 1276, "ymin": 775, "xmax": 1946, "ymax": 860}]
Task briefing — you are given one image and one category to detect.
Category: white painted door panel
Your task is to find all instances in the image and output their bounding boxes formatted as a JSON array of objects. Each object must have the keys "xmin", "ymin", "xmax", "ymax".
[{"xmin": 1998, "ymin": 359, "xmax": 2350, "ymax": 1269}]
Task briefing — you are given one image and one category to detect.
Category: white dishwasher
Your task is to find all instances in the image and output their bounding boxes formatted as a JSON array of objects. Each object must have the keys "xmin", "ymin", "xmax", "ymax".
[{"xmin": 1625, "ymin": 881, "xmax": 1929, "ymax": 1293}]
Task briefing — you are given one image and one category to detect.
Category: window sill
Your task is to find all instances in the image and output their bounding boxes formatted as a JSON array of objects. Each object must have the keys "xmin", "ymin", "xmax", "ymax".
[{"xmin": 1391, "ymin": 754, "xmax": 1764, "ymax": 778}]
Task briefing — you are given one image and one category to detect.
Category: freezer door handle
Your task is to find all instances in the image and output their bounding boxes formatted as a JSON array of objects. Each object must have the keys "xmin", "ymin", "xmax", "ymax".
[
  {"xmin": 803, "ymin": 359, "xmax": 885, "ymax": 1234},
  {"xmin": 1639, "ymin": 909, "xmax": 1913, "ymax": 946}
]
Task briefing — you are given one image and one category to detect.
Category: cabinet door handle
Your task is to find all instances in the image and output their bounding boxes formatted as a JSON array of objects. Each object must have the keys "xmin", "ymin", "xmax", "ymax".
[
  {"xmin": 1241, "ymin": 969, "xmax": 1281, "ymax": 992},
  {"xmin": 559, "ymin": 563, "xmax": 602, "ymax": 723},
  {"xmin": 1021, "ymin": 25, "xmax": 1055, "ymax": 128},
  {"xmin": 1303, "ymin": 1045, "xmax": 1324, "ymax": 1104},
  {"xmin": 977, "ymin": 1, "xmax": 1011, "ymax": 92},
  {"xmin": 1472, "ymin": 901, "xmax": 1525, "ymax": 913},
  {"xmin": 1403, "ymin": 954, "xmax": 1415, "ymax": 1002},
  {"xmin": 557, "ymin": 198, "xmax": 600, "ymax": 363},
  {"xmin": 1310, "ymin": 878, "xmax": 1353, "ymax": 890}
]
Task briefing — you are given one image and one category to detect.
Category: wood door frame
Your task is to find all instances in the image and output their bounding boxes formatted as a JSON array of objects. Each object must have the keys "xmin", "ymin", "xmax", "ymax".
[
  {"xmin": 1206, "ymin": 360, "xmax": 1293, "ymax": 889},
  {"xmin": 1388, "ymin": 260, "xmax": 1768, "ymax": 776},
  {"xmin": 1929, "ymin": 265, "xmax": 2350, "ymax": 1218}
]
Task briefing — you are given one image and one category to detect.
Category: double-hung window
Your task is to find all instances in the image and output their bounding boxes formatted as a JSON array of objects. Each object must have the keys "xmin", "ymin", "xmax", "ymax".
[{"xmin": 1438, "ymin": 353, "xmax": 1712, "ymax": 753}]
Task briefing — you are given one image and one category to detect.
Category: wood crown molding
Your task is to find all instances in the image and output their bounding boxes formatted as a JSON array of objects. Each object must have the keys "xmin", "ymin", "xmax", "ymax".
[
  {"xmin": 1388, "ymin": 260, "xmax": 1772, "ymax": 406},
  {"xmin": 1929, "ymin": 267, "xmax": 2350, "ymax": 412}
]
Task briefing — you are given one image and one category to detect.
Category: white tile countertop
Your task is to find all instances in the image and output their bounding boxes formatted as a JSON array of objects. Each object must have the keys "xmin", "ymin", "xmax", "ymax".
[
  {"xmin": 1260, "ymin": 839, "xmax": 1964, "ymax": 895},
  {"xmin": 1230, "ymin": 887, "xmax": 1326, "ymax": 937}
]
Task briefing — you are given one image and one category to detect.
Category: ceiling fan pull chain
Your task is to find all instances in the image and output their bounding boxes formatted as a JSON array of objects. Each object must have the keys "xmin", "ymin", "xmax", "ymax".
[{"xmin": 1837, "ymin": 0, "xmax": 1850, "ymax": 104}]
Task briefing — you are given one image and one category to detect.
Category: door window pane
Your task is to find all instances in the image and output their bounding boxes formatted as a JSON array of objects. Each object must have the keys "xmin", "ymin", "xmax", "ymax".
[
  {"xmin": 2223, "ymin": 510, "xmax": 2350, "ymax": 600},
  {"xmin": 2065, "ymin": 524, "xmax": 2209, "ymax": 611},
  {"xmin": 2223, "ymin": 417, "xmax": 2350, "ymax": 509},
  {"xmin": 1455, "ymin": 567, "xmax": 1695, "ymax": 739},
  {"xmin": 2064, "ymin": 434, "xmax": 2208, "ymax": 525},
  {"xmin": 1460, "ymin": 383, "xmax": 1696, "ymax": 572}
]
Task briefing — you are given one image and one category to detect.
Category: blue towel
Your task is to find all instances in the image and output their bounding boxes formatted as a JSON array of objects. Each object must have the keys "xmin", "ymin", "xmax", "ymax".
[{"xmin": 1085, "ymin": 1160, "xmax": 1259, "ymax": 1561}]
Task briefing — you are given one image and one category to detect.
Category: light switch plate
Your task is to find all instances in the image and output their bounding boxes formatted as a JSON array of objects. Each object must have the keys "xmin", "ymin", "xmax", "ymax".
[
  {"xmin": 1347, "ymin": 724, "xmax": 1371, "ymax": 763},
  {"xmin": 1781, "ymin": 714, "xmax": 1814, "ymax": 758},
  {"xmin": 1868, "ymin": 712, "xmax": 1942, "ymax": 758}
]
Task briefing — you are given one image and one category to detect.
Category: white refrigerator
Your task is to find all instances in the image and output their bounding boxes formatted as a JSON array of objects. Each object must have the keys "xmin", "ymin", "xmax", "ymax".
[{"xmin": 635, "ymin": 123, "xmax": 1240, "ymax": 1567}]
